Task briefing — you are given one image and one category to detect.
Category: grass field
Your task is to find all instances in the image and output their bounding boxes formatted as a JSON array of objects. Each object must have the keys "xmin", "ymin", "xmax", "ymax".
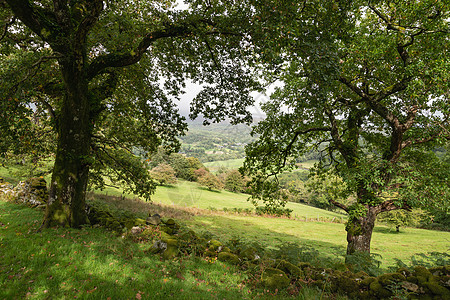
[
  {"xmin": 204, "ymin": 158, "xmax": 319, "ymax": 173},
  {"xmin": 93, "ymin": 180, "xmax": 449, "ymax": 269},
  {"xmin": 2, "ymin": 166, "xmax": 449, "ymax": 272},
  {"xmin": 204, "ymin": 158, "xmax": 245, "ymax": 172},
  {"xmin": 98, "ymin": 180, "xmax": 346, "ymax": 221},
  {"xmin": 0, "ymin": 200, "xmax": 258, "ymax": 300},
  {"xmin": 1, "ymin": 188, "xmax": 449, "ymax": 299}
]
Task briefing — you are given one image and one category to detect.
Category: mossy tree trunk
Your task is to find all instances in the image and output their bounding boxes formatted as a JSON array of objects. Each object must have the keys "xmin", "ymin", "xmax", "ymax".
[
  {"xmin": 43, "ymin": 60, "xmax": 92, "ymax": 228},
  {"xmin": 344, "ymin": 194, "xmax": 410, "ymax": 257},
  {"xmin": 345, "ymin": 206, "xmax": 377, "ymax": 255}
]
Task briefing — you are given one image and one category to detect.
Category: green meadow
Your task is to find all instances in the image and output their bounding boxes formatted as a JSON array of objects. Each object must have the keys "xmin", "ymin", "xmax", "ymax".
[
  {"xmin": 93, "ymin": 180, "xmax": 449, "ymax": 269},
  {"xmin": 1, "ymin": 179, "xmax": 449, "ymax": 299}
]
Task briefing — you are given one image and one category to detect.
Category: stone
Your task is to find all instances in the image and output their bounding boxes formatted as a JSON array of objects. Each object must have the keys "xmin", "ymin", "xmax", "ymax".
[
  {"xmin": 162, "ymin": 239, "xmax": 178, "ymax": 260},
  {"xmin": 130, "ymin": 226, "xmax": 143, "ymax": 235},
  {"xmin": 146, "ymin": 214, "xmax": 161, "ymax": 225},
  {"xmin": 218, "ymin": 252, "xmax": 241, "ymax": 265},
  {"xmin": 134, "ymin": 218, "xmax": 146, "ymax": 226},
  {"xmin": 10, "ymin": 177, "xmax": 49, "ymax": 207},
  {"xmin": 240, "ymin": 247, "xmax": 260, "ymax": 261},
  {"xmin": 207, "ymin": 239, "xmax": 222, "ymax": 251},
  {"xmin": 377, "ymin": 272, "xmax": 406, "ymax": 286},
  {"xmin": 369, "ymin": 280, "xmax": 392, "ymax": 298},
  {"xmin": 261, "ymin": 268, "xmax": 290, "ymax": 290},
  {"xmin": 275, "ymin": 260, "xmax": 303, "ymax": 279},
  {"xmin": 165, "ymin": 218, "xmax": 175, "ymax": 226}
]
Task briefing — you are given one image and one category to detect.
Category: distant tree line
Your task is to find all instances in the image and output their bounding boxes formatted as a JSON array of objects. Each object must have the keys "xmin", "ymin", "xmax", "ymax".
[{"xmin": 148, "ymin": 147, "xmax": 249, "ymax": 193}]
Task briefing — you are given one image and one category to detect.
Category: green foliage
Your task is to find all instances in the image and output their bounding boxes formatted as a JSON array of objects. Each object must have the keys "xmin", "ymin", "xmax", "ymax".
[
  {"xmin": 2, "ymin": 0, "xmax": 266, "ymax": 226},
  {"xmin": 197, "ymin": 171, "xmax": 223, "ymax": 191},
  {"xmin": 394, "ymin": 252, "xmax": 450, "ymax": 270},
  {"xmin": 255, "ymin": 206, "xmax": 293, "ymax": 218},
  {"xmin": 150, "ymin": 163, "xmax": 177, "ymax": 186},
  {"xmin": 243, "ymin": 0, "xmax": 450, "ymax": 253},
  {"xmin": 377, "ymin": 209, "xmax": 428, "ymax": 232},
  {"xmin": 345, "ymin": 251, "xmax": 383, "ymax": 277},
  {"xmin": 306, "ymin": 171, "xmax": 351, "ymax": 211},
  {"xmin": 224, "ymin": 169, "xmax": 246, "ymax": 193},
  {"xmin": 150, "ymin": 148, "xmax": 206, "ymax": 182}
]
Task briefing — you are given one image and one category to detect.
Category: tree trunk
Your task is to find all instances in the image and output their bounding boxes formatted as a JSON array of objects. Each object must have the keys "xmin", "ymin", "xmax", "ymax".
[
  {"xmin": 42, "ymin": 62, "xmax": 92, "ymax": 228},
  {"xmin": 345, "ymin": 206, "xmax": 378, "ymax": 256}
]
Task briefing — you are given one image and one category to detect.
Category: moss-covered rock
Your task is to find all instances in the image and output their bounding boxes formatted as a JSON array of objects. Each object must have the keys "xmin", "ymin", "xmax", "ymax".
[
  {"xmin": 218, "ymin": 252, "xmax": 241, "ymax": 265},
  {"xmin": 360, "ymin": 276, "xmax": 377, "ymax": 288},
  {"xmin": 239, "ymin": 247, "xmax": 260, "ymax": 261},
  {"xmin": 425, "ymin": 278, "xmax": 450, "ymax": 298},
  {"xmin": 207, "ymin": 239, "xmax": 223, "ymax": 251},
  {"xmin": 261, "ymin": 268, "xmax": 290, "ymax": 290},
  {"xmin": 369, "ymin": 280, "xmax": 392, "ymax": 298},
  {"xmin": 377, "ymin": 272, "xmax": 406, "ymax": 286},
  {"xmin": 11, "ymin": 177, "xmax": 49, "ymax": 207},
  {"xmin": 146, "ymin": 214, "xmax": 162, "ymax": 226},
  {"xmin": 414, "ymin": 266, "xmax": 433, "ymax": 284},
  {"xmin": 275, "ymin": 260, "xmax": 304, "ymax": 279},
  {"xmin": 134, "ymin": 218, "xmax": 146, "ymax": 226},
  {"xmin": 165, "ymin": 218, "xmax": 176, "ymax": 226},
  {"xmin": 332, "ymin": 274, "xmax": 359, "ymax": 295},
  {"xmin": 162, "ymin": 239, "xmax": 178, "ymax": 260}
]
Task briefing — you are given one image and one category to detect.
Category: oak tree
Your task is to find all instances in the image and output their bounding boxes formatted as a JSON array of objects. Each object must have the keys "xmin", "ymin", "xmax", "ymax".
[
  {"xmin": 244, "ymin": 0, "xmax": 449, "ymax": 255},
  {"xmin": 1, "ymin": 0, "xmax": 259, "ymax": 227}
]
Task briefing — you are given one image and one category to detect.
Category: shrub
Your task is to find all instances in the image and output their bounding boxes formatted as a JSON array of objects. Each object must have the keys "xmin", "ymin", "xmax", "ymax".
[{"xmin": 255, "ymin": 206, "xmax": 293, "ymax": 218}]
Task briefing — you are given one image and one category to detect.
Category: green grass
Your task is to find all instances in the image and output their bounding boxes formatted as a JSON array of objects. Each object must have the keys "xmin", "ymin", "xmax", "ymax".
[
  {"xmin": 0, "ymin": 200, "xmax": 253, "ymax": 300},
  {"xmin": 93, "ymin": 181, "xmax": 449, "ymax": 269},
  {"xmin": 203, "ymin": 158, "xmax": 319, "ymax": 172},
  {"xmin": 97, "ymin": 180, "xmax": 346, "ymax": 221},
  {"xmin": 183, "ymin": 214, "xmax": 450, "ymax": 269},
  {"xmin": 204, "ymin": 158, "xmax": 245, "ymax": 172},
  {"xmin": 0, "ymin": 198, "xmax": 351, "ymax": 300}
]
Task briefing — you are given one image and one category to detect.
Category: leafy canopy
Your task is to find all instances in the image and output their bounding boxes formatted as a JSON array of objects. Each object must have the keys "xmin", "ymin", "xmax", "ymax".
[{"xmin": 244, "ymin": 0, "xmax": 449, "ymax": 213}]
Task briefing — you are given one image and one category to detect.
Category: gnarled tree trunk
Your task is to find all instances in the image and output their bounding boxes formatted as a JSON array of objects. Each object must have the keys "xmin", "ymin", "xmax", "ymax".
[
  {"xmin": 43, "ymin": 62, "xmax": 92, "ymax": 228},
  {"xmin": 345, "ymin": 206, "xmax": 378, "ymax": 256}
]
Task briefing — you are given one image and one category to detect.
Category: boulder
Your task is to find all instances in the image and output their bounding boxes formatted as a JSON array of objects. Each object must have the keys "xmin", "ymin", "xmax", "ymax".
[
  {"xmin": 275, "ymin": 260, "xmax": 303, "ymax": 279},
  {"xmin": 239, "ymin": 247, "xmax": 260, "ymax": 261},
  {"xmin": 12, "ymin": 177, "xmax": 48, "ymax": 207},
  {"xmin": 146, "ymin": 214, "xmax": 161, "ymax": 226},
  {"xmin": 207, "ymin": 239, "xmax": 222, "ymax": 251},
  {"xmin": 218, "ymin": 252, "xmax": 241, "ymax": 265},
  {"xmin": 130, "ymin": 226, "xmax": 143, "ymax": 235},
  {"xmin": 261, "ymin": 268, "xmax": 290, "ymax": 290}
]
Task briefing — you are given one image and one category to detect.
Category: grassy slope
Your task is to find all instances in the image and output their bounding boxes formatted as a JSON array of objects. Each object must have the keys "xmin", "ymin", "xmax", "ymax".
[
  {"xmin": 204, "ymin": 158, "xmax": 245, "ymax": 172},
  {"xmin": 0, "ymin": 200, "xmax": 254, "ymax": 300},
  {"xmin": 96, "ymin": 180, "xmax": 450, "ymax": 269},
  {"xmin": 101, "ymin": 180, "xmax": 346, "ymax": 220},
  {"xmin": 3, "ymin": 165, "xmax": 449, "ymax": 270},
  {"xmin": 184, "ymin": 214, "xmax": 450, "ymax": 268}
]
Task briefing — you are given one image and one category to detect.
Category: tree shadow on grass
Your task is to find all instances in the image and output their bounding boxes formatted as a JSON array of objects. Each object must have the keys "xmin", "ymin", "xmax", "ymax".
[
  {"xmin": 373, "ymin": 226, "xmax": 402, "ymax": 234},
  {"xmin": 198, "ymin": 187, "xmax": 222, "ymax": 193},
  {"xmin": 0, "ymin": 200, "xmax": 252, "ymax": 300}
]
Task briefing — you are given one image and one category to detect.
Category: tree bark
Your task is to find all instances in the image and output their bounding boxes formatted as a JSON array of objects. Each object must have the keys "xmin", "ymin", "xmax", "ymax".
[
  {"xmin": 345, "ymin": 206, "xmax": 378, "ymax": 256},
  {"xmin": 42, "ymin": 61, "xmax": 92, "ymax": 228}
]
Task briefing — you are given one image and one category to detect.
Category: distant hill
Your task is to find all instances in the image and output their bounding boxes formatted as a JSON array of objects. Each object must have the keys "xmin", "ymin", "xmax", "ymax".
[{"xmin": 179, "ymin": 121, "xmax": 256, "ymax": 162}]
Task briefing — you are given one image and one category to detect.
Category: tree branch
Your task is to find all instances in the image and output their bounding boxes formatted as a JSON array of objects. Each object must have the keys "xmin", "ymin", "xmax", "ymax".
[
  {"xmin": 276, "ymin": 126, "xmax": 331, "ymax": 174},
  {"xmin": 329, "ymin": 198, "xmax": 349, "ymax": 212},
  {"xmin": 5, "ymin": 0, "xmax": 59, "ymax": 44},
  {"xmin": 0, "ymin": 16, "xmax": 15, "ymax": 42},
  {"xmin": 376, "ymin": 200, "xmax": 412, "ymax": 214},
  {"xmin": 86, "ymin": 22, "xmax": 194, "ymax": 80}
]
